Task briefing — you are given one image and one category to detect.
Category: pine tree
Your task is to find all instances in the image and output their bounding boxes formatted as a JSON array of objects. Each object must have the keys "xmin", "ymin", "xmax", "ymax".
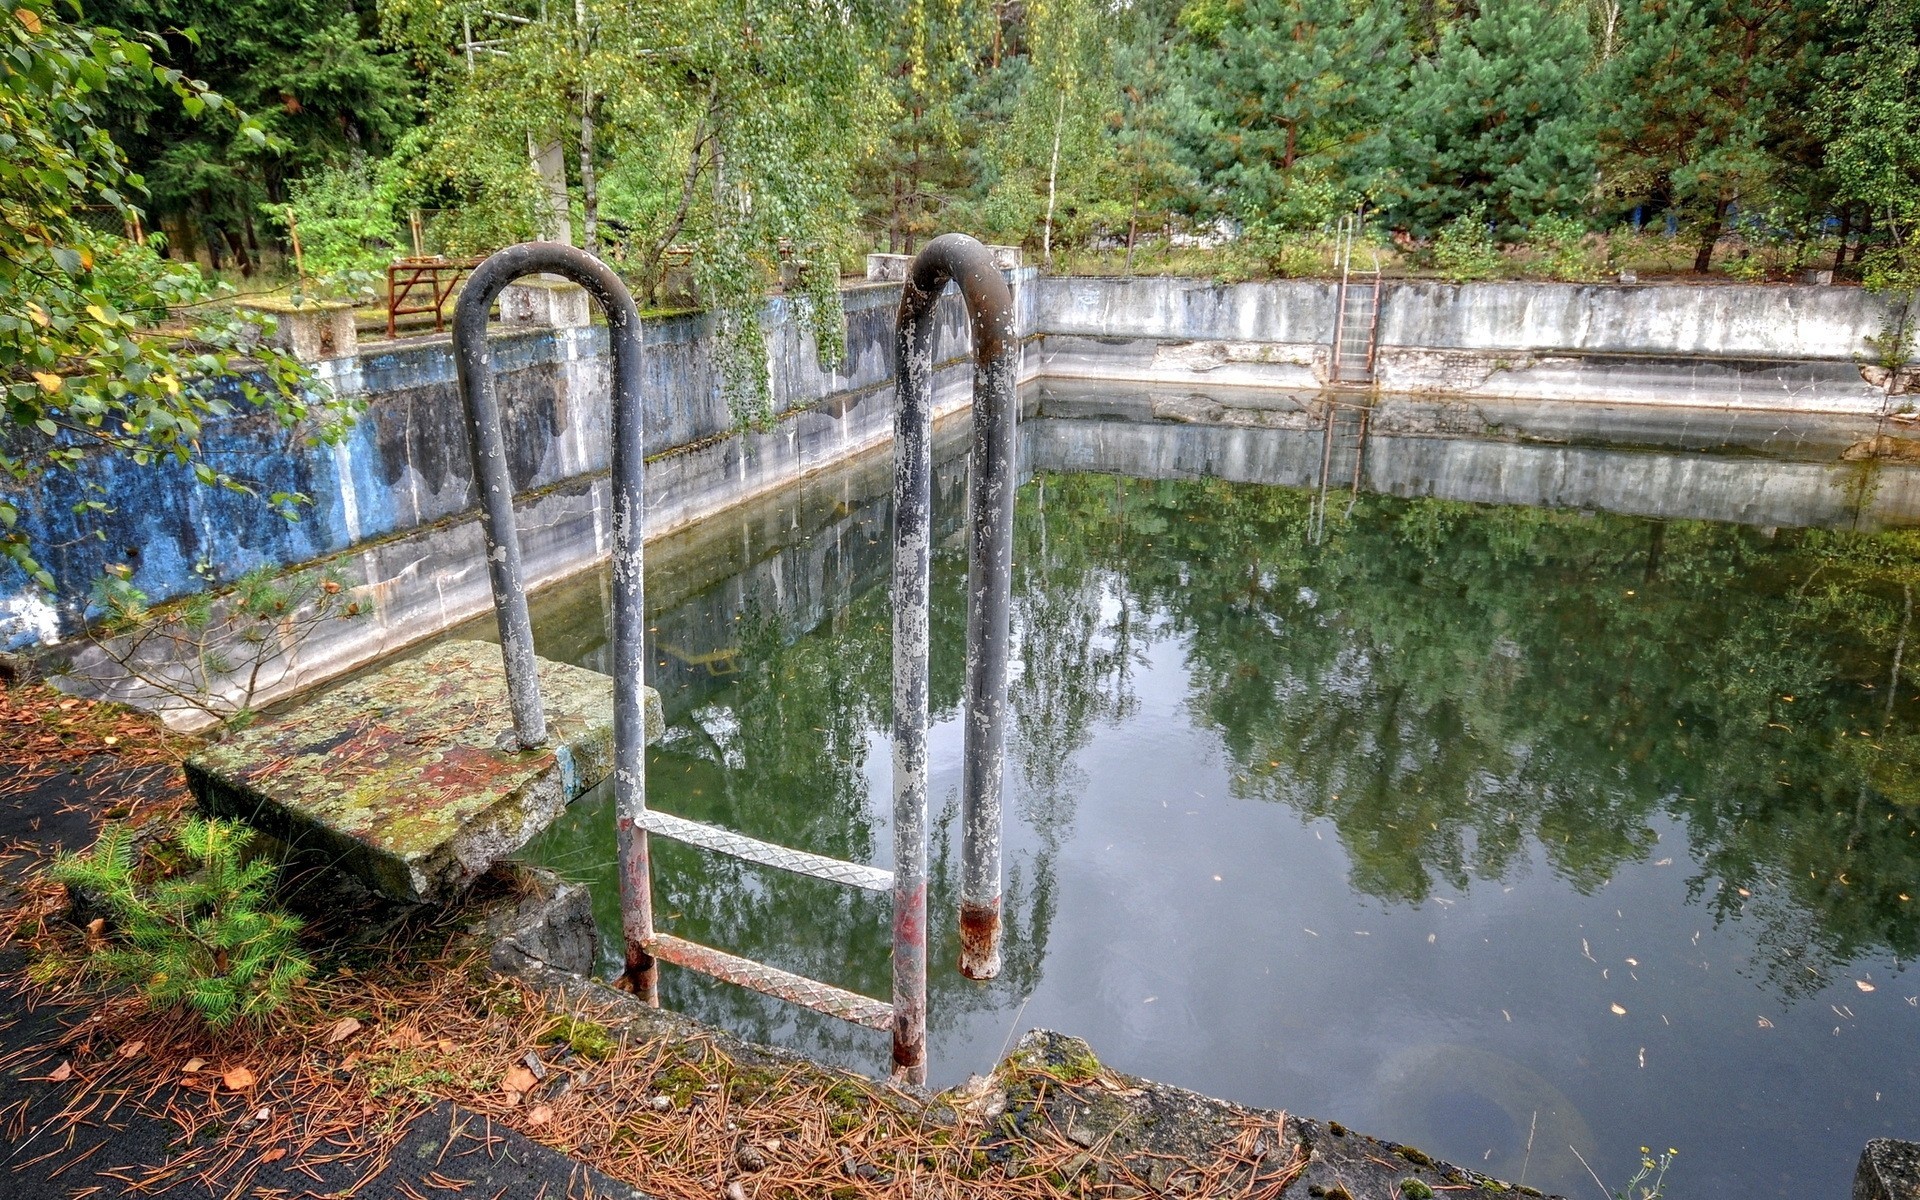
[
  {"xmin": 1593, "ymin": 0, "xmax": 1824, "ymax": 271},
  {"xmin": 1171, "ymin": 0, "xmax": 1409, "ymax": 228},
  {"xmin": 1815, "ymin": 0, "xmax": 1920, "ymax": 289},
  {"xmin": 51, "ymin": 818, "xmax": 312, "ymax": 1027},
  {"xmin": 1379, "ymin": 0, "xmax": 1596, "ymax": 235}
]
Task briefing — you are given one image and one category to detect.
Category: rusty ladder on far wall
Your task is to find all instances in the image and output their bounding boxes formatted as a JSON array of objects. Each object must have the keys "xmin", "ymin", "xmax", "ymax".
[
  {"xmin": 1329, "ymin": 213, "xmax": 1382, "ymax": 386},
  {"xmin": 450, "ymin": 235, "xmax": 1017, "ymax": 1087}
]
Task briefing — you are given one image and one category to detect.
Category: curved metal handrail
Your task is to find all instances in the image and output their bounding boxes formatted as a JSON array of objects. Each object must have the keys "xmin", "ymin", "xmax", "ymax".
[
  {"xmin": 452, "ymin": 241, "xmax": 657, "ymax": 1000},
  {"xmin": 891, "ymin": 233, "xmax": 1018, "ymax": 1080}
]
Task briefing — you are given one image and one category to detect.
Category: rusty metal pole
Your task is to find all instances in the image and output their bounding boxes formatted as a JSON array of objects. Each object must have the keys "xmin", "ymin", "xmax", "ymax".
[
  {"xmin": 894, "ymin": 237, "xmax": 1019, "ymax": 1068},
  {"xmin": 453, "ymin": 241, "xmax": 657, "ymax": 1002}
]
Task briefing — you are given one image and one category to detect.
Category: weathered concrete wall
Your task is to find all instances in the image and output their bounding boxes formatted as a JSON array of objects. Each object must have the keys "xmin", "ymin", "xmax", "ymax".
[
  {"xmin": 4, "ymin": 274, "xmax": 1010, "ymax": 723},
  {"xmin": 9, "ymin": 269, "xmax": 1913, "ymax": 717},
  {"xmin": 1026, "ymin": 275, "xmax": 1906, "ymax": 413}
]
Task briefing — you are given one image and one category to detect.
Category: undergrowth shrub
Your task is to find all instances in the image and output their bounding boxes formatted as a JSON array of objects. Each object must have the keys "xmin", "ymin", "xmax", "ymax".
[
  {"xmin": 1432, "ymin": 208, "xmax": 1504, "ymax": 282},
  {"xmin": 48, "ymin": 817, "xmax": 311, "ymax": 1027},
  {"xmin": 1530, "ymin": 214, "xmax": 1608, "ymax": 281}
]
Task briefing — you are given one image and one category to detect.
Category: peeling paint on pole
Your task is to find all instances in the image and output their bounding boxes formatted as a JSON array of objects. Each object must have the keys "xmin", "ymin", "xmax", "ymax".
[
  {"xmin": 895, "ymin": 234, "xmax": 1019, "ymax": 1086},
  {"xmin": 454, "ymin": 242, "xmax": 657, "ymax": 1001}
]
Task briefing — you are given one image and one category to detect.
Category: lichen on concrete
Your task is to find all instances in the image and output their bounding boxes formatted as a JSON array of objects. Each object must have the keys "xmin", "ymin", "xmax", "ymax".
[{"xmin": 186, "ymin": 639, "xmax": 661, "ymax": 903}]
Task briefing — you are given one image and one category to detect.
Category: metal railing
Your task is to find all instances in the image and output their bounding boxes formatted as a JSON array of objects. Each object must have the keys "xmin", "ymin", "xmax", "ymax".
[
  {"xmin": 389, "ymin": 256, "xmax": 483, "ymax": 339},
  {"xmin": 450, "ymin": 233, "xmax": 1016, "ymax": 1086}
]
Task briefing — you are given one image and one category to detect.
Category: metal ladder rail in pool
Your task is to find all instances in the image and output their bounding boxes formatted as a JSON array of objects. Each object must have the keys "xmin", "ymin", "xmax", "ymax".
[{"xmin": 450, "ymin": 235, "xmax": 1016, "ymax": 1086}]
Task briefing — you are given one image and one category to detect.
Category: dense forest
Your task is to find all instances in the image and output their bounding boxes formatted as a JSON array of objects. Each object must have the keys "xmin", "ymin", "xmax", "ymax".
[{"xmin": 49, "ymin": 0, "xmax": 1920, "ymax": 290}]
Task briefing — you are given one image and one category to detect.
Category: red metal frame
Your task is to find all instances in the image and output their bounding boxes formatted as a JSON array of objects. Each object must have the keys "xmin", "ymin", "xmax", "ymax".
[{"xmin": 387, "ymin": 256, "xmax": 483, "ymax": 339}]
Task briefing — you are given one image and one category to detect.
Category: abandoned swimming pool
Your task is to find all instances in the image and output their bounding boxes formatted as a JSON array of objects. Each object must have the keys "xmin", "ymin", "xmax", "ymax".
[{"xmin": 452, "ymin": 388, "xmax": 1920, "ymax": 1198}]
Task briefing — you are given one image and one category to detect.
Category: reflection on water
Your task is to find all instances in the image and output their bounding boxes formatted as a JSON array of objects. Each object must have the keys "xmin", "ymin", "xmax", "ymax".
[{"xmin": 495, "ymin": 395, "xmax": 1920, "ymax": 1199}]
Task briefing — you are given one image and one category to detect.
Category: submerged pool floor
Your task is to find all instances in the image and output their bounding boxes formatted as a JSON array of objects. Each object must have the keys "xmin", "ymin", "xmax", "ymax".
[{"xmin": 471, "ymin": 393, "xmax": 1920, "ymax": 1198}]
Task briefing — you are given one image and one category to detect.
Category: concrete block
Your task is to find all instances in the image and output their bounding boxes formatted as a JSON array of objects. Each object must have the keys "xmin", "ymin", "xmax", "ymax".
[
  {"xmin": 500, "ymin": 278, "xmax": 592, "ymax": 328},
  {"xmin": 240, "ymin": 298, "xmax": 357, "ymax": 362},
  {"xmin": 1856, "ymin": 1139, "xmax": 1920, "ymax": 1200},
  {"xmin": 866, "ymin": 253, "xmax": 912, "ymax": 281},
  {"xmin": 185, "ymin": 639, "xmax": 662, "ymax": 903},
  {"xmin": 987, "ymin": 244, "xmax": 1024, "ymax": 270}
]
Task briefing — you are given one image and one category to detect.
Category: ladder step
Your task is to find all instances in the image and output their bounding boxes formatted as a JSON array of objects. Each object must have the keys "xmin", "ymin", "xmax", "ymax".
[
  {"xmin": 634, "ymin": 808, "xmax": 894, "ymax": 892},
  {"xmin": 646, "ymin": 932, "xmax": 895, "ymax": 1030}
]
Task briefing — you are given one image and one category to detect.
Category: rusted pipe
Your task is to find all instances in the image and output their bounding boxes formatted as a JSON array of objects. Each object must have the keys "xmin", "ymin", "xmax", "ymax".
[
  {"xmin": 452, "ymin": 242, "xmax": 657, "ymax": 1002},
  {"xmin": 894, "ymin": 235, "xmax": 1018, "ymax": 1056}
]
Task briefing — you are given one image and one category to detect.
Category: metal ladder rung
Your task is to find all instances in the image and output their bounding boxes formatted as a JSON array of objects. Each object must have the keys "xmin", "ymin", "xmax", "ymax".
[
  {"xmin": 634, "ymin": 808, "xmax": 894, "ymax": 892},
  {"xmin": 645, "ymin": 932, "xmax": 895, "ymax": 1030}
]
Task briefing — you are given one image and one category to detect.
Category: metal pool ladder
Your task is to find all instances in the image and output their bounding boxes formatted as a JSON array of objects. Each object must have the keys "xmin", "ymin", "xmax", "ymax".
[
  {"xmin": 1330, "ymin": 213, "xmax": 1382, "ymax": 386},
  {"xmin": 451, "ymin": 234, "xmax": 1017, "ymax": 1086}
]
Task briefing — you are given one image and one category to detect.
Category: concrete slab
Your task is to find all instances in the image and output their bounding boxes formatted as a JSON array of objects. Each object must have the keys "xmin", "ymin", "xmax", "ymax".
[{"xmin": 186, "ymin": 639, "xmax": 660, "ymax": 903}]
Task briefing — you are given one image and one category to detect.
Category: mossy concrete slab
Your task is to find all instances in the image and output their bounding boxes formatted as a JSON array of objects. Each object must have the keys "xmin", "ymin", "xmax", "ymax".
[{"xmin": 185, "ymin": 640, "xmax": 660, "ymax": 903}]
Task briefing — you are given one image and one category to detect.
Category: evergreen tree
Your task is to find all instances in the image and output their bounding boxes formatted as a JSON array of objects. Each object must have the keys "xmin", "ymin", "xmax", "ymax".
[
  {"xmin": 853, "ymin": 0, "xmax": 988, "ymax": 254},
  {"xmin": 1593, "ymin": 0, "xmax": 1823, "ymax": 272},
  {"xmin": 1815, "ymin": 0, "xmax": 1920, "ymax": 290},
  {"xmin": 1379, "ymin": 0, "xmax": 1595, "ymax": 235},
  {"xmin": 88, "ymin": 0, "xmax": 414, "ymax": 273},
  {"xmin": 1170, "ymin": 0, "xmax": 1409, "ymax": 229}
]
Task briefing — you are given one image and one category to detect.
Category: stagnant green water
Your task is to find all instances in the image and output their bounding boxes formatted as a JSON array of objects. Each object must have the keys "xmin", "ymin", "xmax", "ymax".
[{"xmin": 486, "ymin": 407, "xmax": 1920, "ymax": 1198}]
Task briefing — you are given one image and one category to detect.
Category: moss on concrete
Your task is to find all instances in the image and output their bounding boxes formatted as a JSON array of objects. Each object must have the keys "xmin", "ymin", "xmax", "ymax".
[{"xmin": 187, "ymin": 640, "xmax": 661, "ymax": 902}]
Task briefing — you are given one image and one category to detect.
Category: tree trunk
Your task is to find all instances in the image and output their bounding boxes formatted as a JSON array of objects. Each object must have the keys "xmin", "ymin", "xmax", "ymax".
[
  {"xmin": 1043, "ymin": 91, "xmax": 1065, "ymax": 269},
  {"xmin": 575, "ymin": 0, "xmax": 598, "ymax": 255},
  {"xmin": 1125, "ymin": 206, "xmax": 1138, "ymax": 275},
  {"xmin": 1855, "ymin": 211, "xmax": 1874, "ymax": 264},
  {"xmin": 1693, "ymin": 196, "xmax": 1728, "ymax": 274},
  {"xmin": 1835, "ymin": 206, "xmax": 1854, "ymax": 271},
  {"xmin": 225, "ymin": 227, "xmax": 254, "ymax": 277},
  {"xmin": 580, "ymin": 93, "xmax": 600, "ymax": 254}
]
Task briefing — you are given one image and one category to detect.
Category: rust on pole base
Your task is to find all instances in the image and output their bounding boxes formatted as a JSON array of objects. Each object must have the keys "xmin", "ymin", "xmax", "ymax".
[{"xmin": 958, "ymin": 898, "xmax": 1003, "ymax": 981}]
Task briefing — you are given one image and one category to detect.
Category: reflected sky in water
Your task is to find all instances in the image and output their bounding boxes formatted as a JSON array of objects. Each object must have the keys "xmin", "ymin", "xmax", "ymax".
[{"xmin": 491, "ymin": 398, "xmax": 1920, "ymax": 1199}]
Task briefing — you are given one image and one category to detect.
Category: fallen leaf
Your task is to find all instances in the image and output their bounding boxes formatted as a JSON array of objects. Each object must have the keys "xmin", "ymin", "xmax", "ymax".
[
  {"xmin": 340, "ymin": 1053, "xmax": 362, "ymax": 1071},
  {"xmin": 1610, "ymin": 1003, "xmax": 1628, "ymax": 1016},
  {"xmin": 260, "ymin": 1148, "xmax": 287, "ymax": 1164},
  {"xmin": 253, "ymin": 1106, "xmax": 272, "ymax": 1122},
  {"xmin": 223, "ymin": 1066, "xmax": 257, "ymax": 1092},
  {"xmin": 182, "ymin": 1058, "xmax": 206, "ymax": 1074},
  {"xmin": 117, "ymin": 1041, "xmax": 145, "ymax": 1059},
  {"xmin": 502, "ymin": 1065, "xmax": 537, "ymax": 1095},
  {"xmin": 437, "ymin": 1038, "xmax": 454, "ymax": 1053},
  {"xmin": 47, "ymin": 1061, "xmax": 72, "ymax": 1082},
  {"xmin": 325, "ymin": 1017, "xmax": 362, "ymax": 1045},
  {"xmin": 527, "ymin": 1104, "xmax": 552, "ymax": 1127},
  {"xmin": 1857, "ymin": 980, "xmax": 1877, "ymax": 993}
]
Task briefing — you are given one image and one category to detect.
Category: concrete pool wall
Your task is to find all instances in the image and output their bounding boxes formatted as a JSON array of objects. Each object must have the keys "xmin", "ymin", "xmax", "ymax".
[{"xmin": 5, "ymin": 271, "xmax": 1912, "ymax": 720}]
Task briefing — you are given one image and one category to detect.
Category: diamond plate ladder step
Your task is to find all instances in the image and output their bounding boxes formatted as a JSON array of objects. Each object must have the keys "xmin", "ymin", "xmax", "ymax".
[
  {"xmin": 633, "ymin": 809, "xmax": 892, "ymax": 891},
  {"xmin": 645, "ymin": 932, "xmax": 894, "ymax": 1030}
]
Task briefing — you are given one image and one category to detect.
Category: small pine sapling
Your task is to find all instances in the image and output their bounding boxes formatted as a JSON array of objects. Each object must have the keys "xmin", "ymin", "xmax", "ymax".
[{"xmin": 50, "ymin": 817, "xmax": 312, "ymax": 1027}]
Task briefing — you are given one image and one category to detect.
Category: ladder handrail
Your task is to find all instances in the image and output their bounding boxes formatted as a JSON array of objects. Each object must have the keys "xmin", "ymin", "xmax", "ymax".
[
  {"xmin": 452, "ymin": 241, "xmax": 659, "ymax": 1000},
  {"xmin": 893, "ymin": 233, "xmax": 1019, "ymax": 1084}
]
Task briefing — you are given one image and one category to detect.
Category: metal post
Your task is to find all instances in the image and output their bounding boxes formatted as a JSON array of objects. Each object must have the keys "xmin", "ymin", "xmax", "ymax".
[
  {"xmin": 893, "ymin": 237, "xmax": 1019, "ymax": 1079},
  {"xmin": 452, "ymin": 241, "xmax": 657, "ymax": 1002}
]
